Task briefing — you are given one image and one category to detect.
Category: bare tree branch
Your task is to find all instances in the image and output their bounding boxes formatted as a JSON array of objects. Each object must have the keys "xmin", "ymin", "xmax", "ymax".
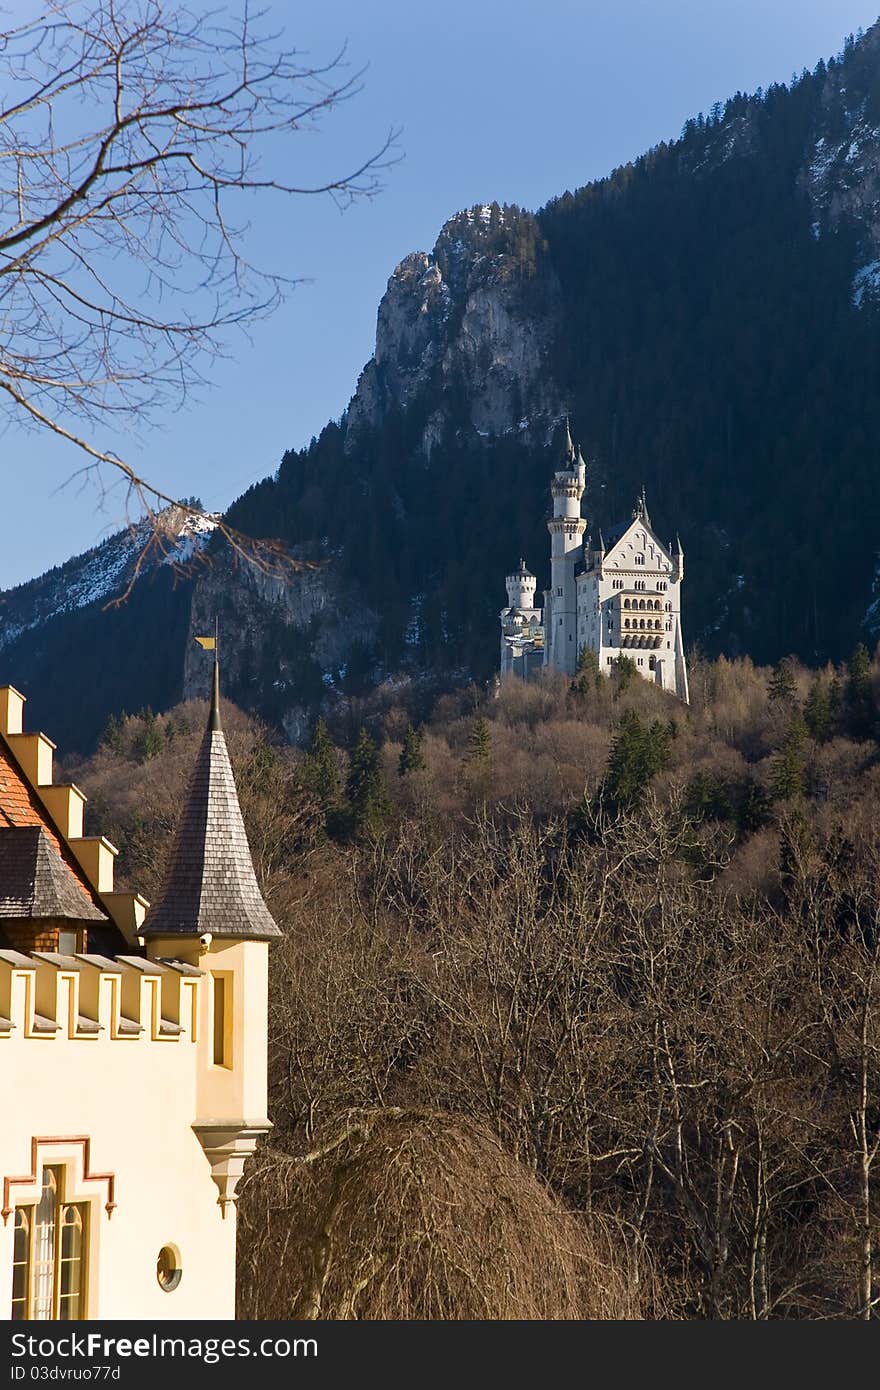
[{"xmin": 0, "ymin": 1, "xmax": 398, "ymax": 567}]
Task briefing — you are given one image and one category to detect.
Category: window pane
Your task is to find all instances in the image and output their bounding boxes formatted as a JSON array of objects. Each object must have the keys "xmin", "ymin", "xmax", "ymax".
[
  {"xmin": 11, "ymin": 1208, "xmax": 32, "ymax": 1320},
  {"xmin": 213, "ymin": 975, "xmax": 227, "ymax": 1066},
  {"xmin": 32, "ymin": 1168, "xmax": 59, "ymax": 1320},
  {"xmin": 58, "ymin": 1206, "xmax": 86, "ymax": 1321}
]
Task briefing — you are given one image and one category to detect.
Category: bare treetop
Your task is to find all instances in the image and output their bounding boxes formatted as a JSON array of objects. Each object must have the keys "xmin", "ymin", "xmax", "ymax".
[{"xmin": 0, "ymin": 0, "xmax": 395, "ymax": 575}]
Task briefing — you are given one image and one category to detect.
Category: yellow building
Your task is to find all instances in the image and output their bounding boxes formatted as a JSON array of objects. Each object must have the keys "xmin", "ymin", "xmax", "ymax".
[{"xmin": 0, "ymin": 664, "xmax": 279, "ymax": 1320}]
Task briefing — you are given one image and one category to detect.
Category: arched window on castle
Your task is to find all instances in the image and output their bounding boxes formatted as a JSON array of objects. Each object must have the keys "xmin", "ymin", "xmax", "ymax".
[
  {"xmin": 635, "ymin": 554, "xmax": 645, "ymax": 565},
  {"xmin": 11, "ymin": 1166, "xmax": 88, "ymax": 1321}
]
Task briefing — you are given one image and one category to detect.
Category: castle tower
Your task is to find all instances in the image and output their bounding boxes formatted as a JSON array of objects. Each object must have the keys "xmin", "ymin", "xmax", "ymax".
[
  {"xmin": 140, "ymin": 657, "xmax": 281, "ymax": 1213},
  {"xmin": 505, "ymin": 559, "xmax": 538, "ymax": 614},
  {"xmin": 500, "ymin": 560, "xmax": 543, "ymax": 677},
  {"xmin": 672, "ymin": 533, "xmax": 684, "ymax": 585},
  {"xmin": 544, "ymin": 420, "xmax": 587, "ymax": 675}
]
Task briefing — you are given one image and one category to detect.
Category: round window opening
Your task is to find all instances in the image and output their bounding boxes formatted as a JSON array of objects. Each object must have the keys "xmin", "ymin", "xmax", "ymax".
[{"xmin": 157, "ymin": 1245, "xmax": 182, "ymax": 1292}]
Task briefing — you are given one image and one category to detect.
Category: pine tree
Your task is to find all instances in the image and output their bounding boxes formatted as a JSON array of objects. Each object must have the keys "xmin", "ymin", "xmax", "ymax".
[
  {"xmin": 847, "ymin": 643, "xmax": 871, "ymax": 698},
  {"xmin": 600, "ymin": 711, "xmax": 672, "ymax": 812},
  {"xmin": 101, "ymin": 713, "xmax": 123, "ymax": 756},
  {"xmin": 571, "ymin": 646, "xmax": 600, "ymax": 697},
  {"xmin": 611, "ymin": 654, "xmax": 638, "ymax": 695},
  {"xmin": 845, "ymin": 643, "xmax": 873, "ymax": 738},
  {"xmin": 304, "ymin": 718, "xmax": 340, "ymax": 810},
  {"xmin": 134, "ymin": 708, "xmax": 162, "ymax": 762},
  {"xmin": 768, "ymin": 656, "xmax": 798, "ymax": 707},
  {"xmin": 804, "ymin": 676, "xmax": 832, "ymax": 743},
  {"xmin": 687, "ymin": 770, "xmax": 734, "ymax": 823},
  {"xmin": 770, "ymin": 714, "xmax": 808, "ymax": 800},
  {"xmin": 738, "ymin": 775, "xmax": 771, "ymax": 832},
  {"xmin": 398, "ymin": 724, "xmax": 425, "ymax": 776},
  {"xmin": 466, "ymin": 717, "xmax": 493, "ymax": 765},
  {"xmin": 347, "ymin": 727, "xmax": 392, "ymax": 839}
]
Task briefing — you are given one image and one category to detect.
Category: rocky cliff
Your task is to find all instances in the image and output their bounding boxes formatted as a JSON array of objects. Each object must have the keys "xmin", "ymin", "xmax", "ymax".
[{"xmin": 346, "ymin": 205, "xmax": 565, "ymax": 453}]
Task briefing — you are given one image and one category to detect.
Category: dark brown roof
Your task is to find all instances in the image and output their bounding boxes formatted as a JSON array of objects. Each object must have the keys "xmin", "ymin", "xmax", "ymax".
[
  {"xmin": 141, "ymin": 665, "xmax": 280, "ymax": 940},
  {"xmin": 0, "ymin": 735, "xmax": 108, "ymax": 921},
  {"xmin": 0, "ymin": 826, "xmax": 107, "ymax": 922}
]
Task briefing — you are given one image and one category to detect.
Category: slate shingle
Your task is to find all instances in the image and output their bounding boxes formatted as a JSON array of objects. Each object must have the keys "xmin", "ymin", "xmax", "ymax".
[
  {"xmin": 0, "ymin": 738, "xmax": 106, "ymax": 919},
  {"xmin": 141, "ymin": 667, "xmax": 280, "ymax": 940},
  {"xmin": 0, "ymin": 826, "xmax": 107, "ymax": 922}
]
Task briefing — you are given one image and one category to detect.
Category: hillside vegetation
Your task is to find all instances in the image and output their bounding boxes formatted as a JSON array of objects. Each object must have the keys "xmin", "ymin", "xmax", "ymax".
[{"xmin": 69, "ymin": 645, "xmax": 880, "ymax": 1318}]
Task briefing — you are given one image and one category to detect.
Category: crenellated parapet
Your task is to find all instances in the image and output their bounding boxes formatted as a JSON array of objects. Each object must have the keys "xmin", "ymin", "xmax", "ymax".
[{"xmin": 0, "ymin": 949, "xmax": 201, "ymax": 1044}]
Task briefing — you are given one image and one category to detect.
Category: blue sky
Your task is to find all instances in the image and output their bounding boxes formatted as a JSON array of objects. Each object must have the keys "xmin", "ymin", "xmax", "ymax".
[{"xmin": 2, "ymin": 0, "xmax": 879, "ymax": 589}]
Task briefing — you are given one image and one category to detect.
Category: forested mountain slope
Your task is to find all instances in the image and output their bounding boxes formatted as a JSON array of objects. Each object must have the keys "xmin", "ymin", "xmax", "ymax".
[{"xmin": 6, "ymin": 24, "xmax": 880, "ymax": 747}]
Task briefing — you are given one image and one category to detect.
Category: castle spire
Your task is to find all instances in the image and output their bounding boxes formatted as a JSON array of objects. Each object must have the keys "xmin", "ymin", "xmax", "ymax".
[
  {"xmin": 209, "ymin": 646, "xmax": 221, "ymax": 732},
  {"xmin": 633, "ymin": 487, "xmax": 651, "ymax": 527},
  {"xmin": 141, "ymin": 651, "xmax": 280, "ymax": 942},
  {"xmin": 562, "ymin": 415, "xmax": 576, "ymax": 463}
]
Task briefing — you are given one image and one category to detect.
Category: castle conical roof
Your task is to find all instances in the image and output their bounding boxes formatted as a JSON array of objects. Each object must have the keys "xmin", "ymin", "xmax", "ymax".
[
  {"xmin": 0, "ymin": 826, "xmax": 107, "ymax": 923},
  {"xmin": 562, "ymin": 416, "xmax": 576, "ymax": 462},
  {"xmin": 141, "ymin": 663, "xmax": 280, "ymax": 941}
]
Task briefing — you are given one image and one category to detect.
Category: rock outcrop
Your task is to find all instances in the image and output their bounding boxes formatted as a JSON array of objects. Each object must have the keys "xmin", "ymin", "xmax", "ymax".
[{"xmin": 346, "ymin": 205, "xmax": 565, "ymax": 453}]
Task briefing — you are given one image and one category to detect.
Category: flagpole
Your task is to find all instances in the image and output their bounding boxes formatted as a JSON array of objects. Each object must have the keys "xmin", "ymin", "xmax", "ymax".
[{"xmin": 210, "ymin": 613, "xmax": 221, "ymax": 731}]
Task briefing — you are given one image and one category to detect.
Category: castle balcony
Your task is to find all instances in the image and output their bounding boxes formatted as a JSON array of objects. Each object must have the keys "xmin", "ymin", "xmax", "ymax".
[
  {"xmin": 619, "ymin": 634, "xmax": 664, "ymax": 650},
  {"xmin": 618, "ymin": 595, "xmax": 666, "ymax": 612}
]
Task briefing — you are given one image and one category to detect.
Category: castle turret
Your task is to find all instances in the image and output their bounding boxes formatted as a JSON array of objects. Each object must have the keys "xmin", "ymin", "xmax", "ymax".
[
  {"xmin": 500, "ymin": 559, "xmax": 543, "ymax": 678},
  {"xmin": 141, "ymin": 657, "xmax": 280, "ymax": 1212},
  {"xmin": 672, "ymin": 533, "xmax": 684, "ymax": 585},
  {"xmin": 505, "ymin": 559, "xmax": 538, "ymax": 612},
  {"xmin": 544, "ymin": 420, "xmax": 587, "ymax": 675}
]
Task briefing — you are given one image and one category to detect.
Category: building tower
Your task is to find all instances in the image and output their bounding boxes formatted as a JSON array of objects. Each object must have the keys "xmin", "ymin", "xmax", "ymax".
[
  {"xmin": 499, "ymin": 560, "xmax": 544, "ymax": 677},
  {"xmin": 505, "ymin": 560, "xmax": 538, "ymax": 616},
  {"xmin": 543, "ymin": 420, "xmax": 587, "ymax": 675},
  {"xmin": 140, "ymin": 656, "xmax": 281, "ymax": 1219}
]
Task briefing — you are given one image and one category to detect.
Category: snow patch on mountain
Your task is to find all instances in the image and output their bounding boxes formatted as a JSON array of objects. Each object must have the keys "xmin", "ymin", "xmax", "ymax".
[
  {"xmin": 0, "ymin": 508, "xmax": 219, "ymax": 653},
  {"xmin": 853, "ymin": 259, "xmax": 880, "ymax": 306},
  {"xmin": 159, "ymin": 510, "xmax": 219, "ymax": 566}
]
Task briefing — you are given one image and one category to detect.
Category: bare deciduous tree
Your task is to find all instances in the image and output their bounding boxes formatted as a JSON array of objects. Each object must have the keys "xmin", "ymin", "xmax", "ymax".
[
  {"xmin": 0, "ymin": 0, "xmax": 394, "ymax": 570},
  {"xmin": 236, "ymin": 1109, "xmax": 654, "ymax": 1320}
]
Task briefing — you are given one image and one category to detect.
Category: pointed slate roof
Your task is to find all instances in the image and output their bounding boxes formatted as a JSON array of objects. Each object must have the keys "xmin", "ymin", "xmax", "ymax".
[
  {"xmin": 562, "ymin": 416, "xmax": 576, "ymax": 462},
  {"xmin": 632, "ymin": 487, "xmax": 652, "ymax": 527},
  {"xmin": 141, "ymin": 663, "xmax": 280, "ymax": 940},
  {"xmin": 0, "ymin": 826, "xmax": 107, "ymax": 922}
]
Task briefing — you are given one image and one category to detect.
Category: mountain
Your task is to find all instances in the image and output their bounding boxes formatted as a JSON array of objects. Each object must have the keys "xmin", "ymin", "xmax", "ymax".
[
  {"xmin": 0, "ymin": 509, "xmax": 216, "ymax": 750},
  {"xmin": 5, "ymin": 23, "xmax": 880, "ymax": 749}
]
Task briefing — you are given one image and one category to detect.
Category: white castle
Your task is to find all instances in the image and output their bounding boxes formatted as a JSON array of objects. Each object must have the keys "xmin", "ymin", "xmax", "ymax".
[{"xmin": 500, "ymin": 424, "xmax": 689, "ymax": 702}]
